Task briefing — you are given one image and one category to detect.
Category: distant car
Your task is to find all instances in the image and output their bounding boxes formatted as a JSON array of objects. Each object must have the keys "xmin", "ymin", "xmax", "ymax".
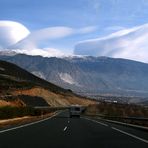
[{"xmin": 69, "ymin": 105, "xmax": 82, "ymax": 118}]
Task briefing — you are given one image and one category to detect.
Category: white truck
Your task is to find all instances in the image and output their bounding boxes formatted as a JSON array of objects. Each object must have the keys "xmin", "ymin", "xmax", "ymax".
[{"xmin": 69, "ymin": 105, "xmax": 82, "ymax": 118}]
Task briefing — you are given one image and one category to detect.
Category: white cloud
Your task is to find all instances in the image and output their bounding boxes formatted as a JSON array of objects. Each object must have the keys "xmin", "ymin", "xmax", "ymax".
[
  {"xmin": 77, "ymin": 26, "xmax": 97, "ymax": 34},
  {"xmin": 13, "ymin": 48, "xmax": 68, "ymax": 57},
  {"xmin": 0, "ymin": 20, "xmax": 97, "ymax": 52},
  {"xmin": 11, "ymin": 26, "xmax": 74, "ymax": 49},
  {"xmin": 0, "ymin": 20, "xmax": 30, "ymax": 49},
  {"xmin": 0, "ymin": 20, "xmax": 97, "ymax": 57},
  {"xmin": 11, "ymin": 25, "xmax": 97, "ymax": 49},
  {"xmin": 74, "ymin": 23, "xmax": 148, "ymax": 63}
]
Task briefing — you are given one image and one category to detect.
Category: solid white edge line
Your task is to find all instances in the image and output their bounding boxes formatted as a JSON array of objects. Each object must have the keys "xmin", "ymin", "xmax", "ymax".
[
  {"xmin": 63, "ymin": 126, "xmax": 67, "ymax": 131},
  {"xmin": 82, "ymin": 117, "xmax": 108, "ymax": 127},
  {"xmin": 0, "ymin": 112, "xmax": 60, "ymax": 134},
  {"xmin": 112, "ymin": 127, "xmax": 148, "ymax": 144},
  {"xmin": 102, "ymin": 118, "xmax": 148, "ymax": 130}
]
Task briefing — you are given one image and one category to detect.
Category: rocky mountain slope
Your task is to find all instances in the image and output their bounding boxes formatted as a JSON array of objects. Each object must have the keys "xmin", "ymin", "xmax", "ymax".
[{"xmin": 1, "ymin": 54, "xmax": 148, "ymax": 99}]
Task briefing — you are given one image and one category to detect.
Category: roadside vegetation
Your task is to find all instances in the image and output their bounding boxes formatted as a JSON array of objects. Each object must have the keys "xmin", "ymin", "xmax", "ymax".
[
  {"xmin": 85, "ymin": 102, "xmax": 148, "ymax": 126},
  {"xmin": 0, "ymin": 106, "xmax": 49, "ymax": 120},
  {"xmin": 86, "ymin": 102, "xmax": 148, "ymax": 117}
]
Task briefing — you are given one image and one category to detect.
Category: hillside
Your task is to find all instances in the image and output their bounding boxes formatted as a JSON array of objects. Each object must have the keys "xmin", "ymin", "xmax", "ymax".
[
  {"xmin": 0, "ymin": 59, "xmax": 71, "ymax": 94},
  {"xmin": 0, "ymin": 60, "xmax": 94, "ymax": 107}
]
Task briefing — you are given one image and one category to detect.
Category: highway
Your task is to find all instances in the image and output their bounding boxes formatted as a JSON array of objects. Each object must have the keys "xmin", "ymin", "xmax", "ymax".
[{"xmin": 0, "ymin": 110, "xmax": 147, "ymax": 148}]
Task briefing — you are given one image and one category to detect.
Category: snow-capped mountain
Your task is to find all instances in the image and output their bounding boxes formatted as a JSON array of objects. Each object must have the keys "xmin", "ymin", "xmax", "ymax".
[{"xmin": 0, "ymin": 50, "xmax": 17, "ymax": 56}]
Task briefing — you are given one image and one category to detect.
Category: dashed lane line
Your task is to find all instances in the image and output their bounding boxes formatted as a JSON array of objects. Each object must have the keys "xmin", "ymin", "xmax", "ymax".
[{"xmin": 63, "ymin": 126, "xmax": 68, "ymax": 131}]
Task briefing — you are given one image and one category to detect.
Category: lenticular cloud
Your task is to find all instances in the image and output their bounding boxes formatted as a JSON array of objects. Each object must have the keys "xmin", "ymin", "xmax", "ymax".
[
  {"xmin": 12, "ymin": 26, "xmax": 74, "ymax": 49},
  {"xmin": 0, "ymin": 21, "xmax": 30, "ymax": 49},
  {"xmin": 74, "ymin": 23, "xmax": 148, "ymax": 63}
]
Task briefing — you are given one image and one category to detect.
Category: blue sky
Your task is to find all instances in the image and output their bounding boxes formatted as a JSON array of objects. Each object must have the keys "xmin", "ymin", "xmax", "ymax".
[
  {"xmin": 1, "ymin": 0, "xmax": 148, "ymax": 29},
  {"xmin": 1, "ymin": 0, "xmax": 148, "ymax": 57}
]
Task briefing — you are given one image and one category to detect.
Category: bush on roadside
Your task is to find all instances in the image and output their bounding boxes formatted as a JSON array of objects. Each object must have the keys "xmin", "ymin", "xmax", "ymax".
[{"xmin": 0, "ymin": 106, "xmax": 42, "ymax": 119}]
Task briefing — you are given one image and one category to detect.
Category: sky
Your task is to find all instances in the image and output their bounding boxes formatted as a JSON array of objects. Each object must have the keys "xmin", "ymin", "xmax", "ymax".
[{"xmin": 0, "ymin": 0, "xmax": 148, "ymax": 62}]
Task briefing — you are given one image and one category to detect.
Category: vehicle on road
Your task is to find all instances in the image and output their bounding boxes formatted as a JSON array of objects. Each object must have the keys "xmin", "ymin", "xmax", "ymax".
[{"xmin": 69, "ymin": 105, "xmax": 82, "ymax": 118}]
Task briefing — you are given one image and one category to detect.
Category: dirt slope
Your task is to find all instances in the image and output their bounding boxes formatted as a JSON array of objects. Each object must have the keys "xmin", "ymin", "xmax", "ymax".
[{"xmin": 11, "ymin": 87, "xmax": 95, "ymax": 107}]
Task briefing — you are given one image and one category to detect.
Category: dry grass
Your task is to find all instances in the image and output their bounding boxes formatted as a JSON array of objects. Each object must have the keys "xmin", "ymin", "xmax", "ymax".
[
  {"xmin": 0, "ymin": 99, "xmax": 25, "ymax": 107},
  {"xmin": 85, "ymin": 103, "xmax": 148, "ymax": 127},
  {"xmin": 86, "ymin": 102, "xmax": 148, "ymax": 118},
  {"xmin": 11, "ymin": 87, "xmax": 95, "ymax": 107}
]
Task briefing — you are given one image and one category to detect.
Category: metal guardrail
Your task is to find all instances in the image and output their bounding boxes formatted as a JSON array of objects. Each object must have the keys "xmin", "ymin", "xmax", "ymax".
[
  {"xmin": 33, "ymin": 106, "xmax": 69, "ymax": 112},
  {"xmin": 86, "ymin": 114, "xmax": 148, "ymax": 121},
  {"xmin": 101, "ymin": 115, "xmax": 148, "ymax": 121},
  {"xmin": 85, "ymin": 114, "xmax": 148, "ymax": 126},
  {"xmin": 115, "ymin": 116, "xmax": 148, "ymax": 121},
  {"xmin": 34, "ymin": 106, "xmax": 87, "ymax": 110},
  {"xmin": 34, "ymin": 106, "xmax": 69, "ymax": 109}
]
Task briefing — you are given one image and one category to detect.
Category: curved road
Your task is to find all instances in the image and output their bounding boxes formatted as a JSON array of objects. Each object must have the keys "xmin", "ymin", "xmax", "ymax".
[{"xmin": 0, "ymin": 110, "xmax": 147, "ymax": 148}]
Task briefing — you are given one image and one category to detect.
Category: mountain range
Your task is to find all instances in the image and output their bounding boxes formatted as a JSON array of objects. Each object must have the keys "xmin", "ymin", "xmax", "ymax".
[{"xmin": 1, "ymin": 53, "xmax": 148, "ymax": 101}]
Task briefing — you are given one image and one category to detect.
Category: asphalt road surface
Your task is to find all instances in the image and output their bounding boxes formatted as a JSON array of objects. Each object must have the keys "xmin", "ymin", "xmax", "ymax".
[{"xmin": 0, "ymin": 110, "xmax": 148, "ymax": 148}]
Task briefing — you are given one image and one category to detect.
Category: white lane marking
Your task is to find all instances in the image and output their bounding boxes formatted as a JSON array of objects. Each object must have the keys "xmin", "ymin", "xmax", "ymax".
[
  {"xmin": 63, "ymin": 126, "xmax": 67, "ymax": 131},
  {"xmin": 0, "ymin": 112, "xmax": 60, "ymax": 134},
  {"xmin": 112, "ymin": 127, "xmax": 148, "ymax": 144},
  {"xmin": 82, "ymin": 117, "xmax": 108, "ymax": 127}
]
